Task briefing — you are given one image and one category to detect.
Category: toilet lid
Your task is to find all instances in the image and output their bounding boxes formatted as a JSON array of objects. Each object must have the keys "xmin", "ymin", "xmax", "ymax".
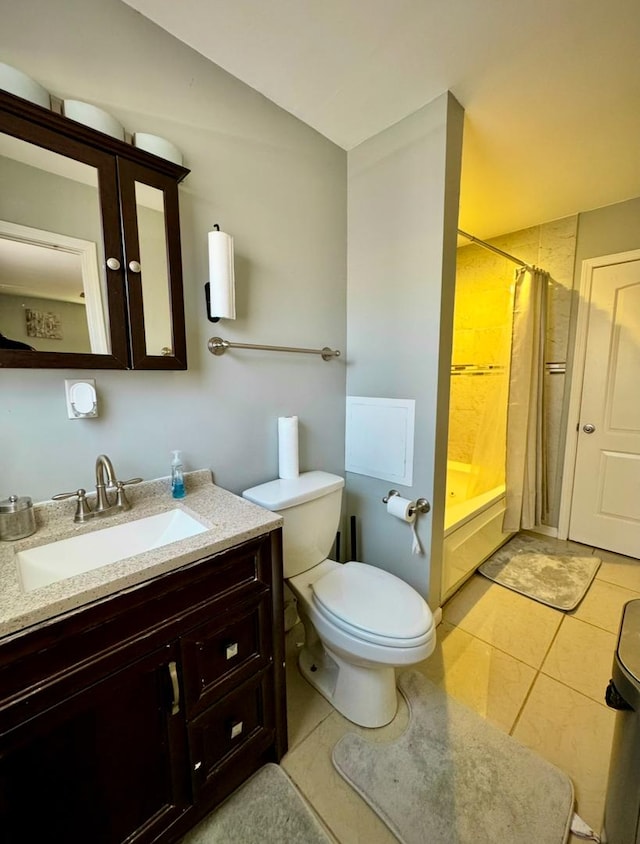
[{"xmin": 312, "ymin": 561, "xmax": 432, "ymax": 641}]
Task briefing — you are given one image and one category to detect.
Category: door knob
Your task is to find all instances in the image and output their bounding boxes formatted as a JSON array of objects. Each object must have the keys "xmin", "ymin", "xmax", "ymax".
[
  {"xmin": 582, "ymin": 423, "xmax": 596, "ymax": 434},
  {"xmin": 128, "ymin": 260, "xmax": 142, "ymax": 273}
]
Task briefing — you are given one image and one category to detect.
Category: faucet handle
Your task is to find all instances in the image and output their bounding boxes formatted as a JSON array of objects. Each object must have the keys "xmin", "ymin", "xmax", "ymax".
[
  {"xmin": 114, "ymin": 478, "xmax": 143, "ymax": 510},
  {"xmin": 53, "ymin": 488, "xmax": 93, "ymax": 523}
]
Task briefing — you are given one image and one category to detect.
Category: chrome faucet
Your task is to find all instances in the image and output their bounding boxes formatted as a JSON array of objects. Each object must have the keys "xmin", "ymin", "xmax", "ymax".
[
  {"xmin": 94, "ymin": 454, "xmax": 117, "ymax": 514},
  {"xmin": 53, "ymin": 454, "xmax": 143, "ymax": 523}
]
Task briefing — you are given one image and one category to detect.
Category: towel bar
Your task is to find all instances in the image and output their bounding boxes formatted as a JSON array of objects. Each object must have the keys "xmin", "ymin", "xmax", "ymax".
[{"xmin": 208, "ymin": 337, "xmax": 341, "ymax": 361}]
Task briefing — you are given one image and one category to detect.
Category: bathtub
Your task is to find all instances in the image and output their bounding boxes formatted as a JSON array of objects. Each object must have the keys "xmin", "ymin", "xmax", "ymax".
[{"xmin": 442, "ymin": 461, "xmax": 512, "ymax": 601}]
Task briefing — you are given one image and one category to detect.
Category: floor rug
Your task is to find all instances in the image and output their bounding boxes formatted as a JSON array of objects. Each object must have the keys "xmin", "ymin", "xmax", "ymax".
[
  {"xmin": 181, "ymin": 763, "xmax": 333, "ymax": 844},
  {"xmin": 478, "ymin": 533, "xmax": 600, "ymax": 611},
  {"xmin": 333, "ymin": 671, "xmax": 574, "ymax": 844}
]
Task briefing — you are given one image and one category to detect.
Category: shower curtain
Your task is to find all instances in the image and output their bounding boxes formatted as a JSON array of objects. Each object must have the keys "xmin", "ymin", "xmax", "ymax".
[
  {"xmin": 503, "ymin": 267, "xmax": 550, "ymax": 531},
  {"xmin": 467, "ymin": 365, "xmax": 509, "ymax": 500}
]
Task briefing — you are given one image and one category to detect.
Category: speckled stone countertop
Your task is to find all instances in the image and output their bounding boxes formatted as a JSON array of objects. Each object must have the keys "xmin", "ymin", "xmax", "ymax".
[{"xmin": 0, "ymin": 470, "xmax": 281, "ymax": 641}]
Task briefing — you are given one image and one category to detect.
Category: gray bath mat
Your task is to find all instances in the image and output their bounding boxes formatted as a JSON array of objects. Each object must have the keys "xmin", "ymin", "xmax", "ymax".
[
  {"xmin": 333, "ymin": 671, "xmax": 573, "ymax": 844},
  {"xmin": 181, "ymin": 763, "xmax": 333, "ymax": 843},
  {"xmin": 478, "ymin": 534, "xmax": 600, "ymax": 611}
]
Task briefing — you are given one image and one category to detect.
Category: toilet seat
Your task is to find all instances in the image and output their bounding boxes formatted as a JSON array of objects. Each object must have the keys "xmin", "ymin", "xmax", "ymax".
[
  {"xmin": 313, "ymin": 599, "xmax": 433, "ymax": 648},
  {"xmin": 311, "ymin": 561, "xmax": 433, "ymax": 648}
]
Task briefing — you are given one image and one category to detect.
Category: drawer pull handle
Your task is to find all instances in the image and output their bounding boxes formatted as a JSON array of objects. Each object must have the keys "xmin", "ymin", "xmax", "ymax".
[
  {"xmin": 168, "ymin": 661, "xmax": 180, "ymax": 715},
  {"xmin": 226, "ymin": 642, "xmax": 239, "ymax": 660},
  {"xmin": 230, "ymin": 720, "xmax": 244, "ymax": 739}
]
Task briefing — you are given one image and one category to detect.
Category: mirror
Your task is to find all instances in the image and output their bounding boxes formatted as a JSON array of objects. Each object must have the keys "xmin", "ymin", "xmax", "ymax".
[
  {"xmin": 0, "ymin": 132, "xmax": 110, "ymax": 354},
  {"xmin": 134, "ymin": 181, "xmax": 173, "ymax": 357}
]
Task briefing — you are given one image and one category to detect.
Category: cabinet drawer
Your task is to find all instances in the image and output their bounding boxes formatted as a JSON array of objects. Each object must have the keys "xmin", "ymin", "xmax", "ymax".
[
  {"xmin": 181, "ymin": 594, "xmax": 271, "ymax": 717},
  {"xmin": 188, "ymin": 670, "xmax": 275, "ymax": 802}
]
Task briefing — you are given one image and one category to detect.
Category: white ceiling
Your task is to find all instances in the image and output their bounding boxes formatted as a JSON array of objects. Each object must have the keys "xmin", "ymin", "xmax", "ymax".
[{"xmin": 124, "ymin": 0, "xmax": 640, "ymax": 239}]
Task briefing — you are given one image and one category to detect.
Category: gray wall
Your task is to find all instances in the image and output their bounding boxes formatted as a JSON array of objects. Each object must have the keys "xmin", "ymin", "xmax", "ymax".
[
  {"xmin": 574, "ymin": 197, "xmax": 640, "ymax": 268},
  {"xmin": 0, "ymin": 0, "xmax": 347, "ymax": 502},
  {"xmin": 0, "ymin": 293, "xmax": 90, "ymax": 353},
  {"xmin": 345, "ymin": 93, "xmax": 464, "ymax": 602},
  {"xmin": 566, "ymin": 196, "xmax": 640, "ymax": 409}
]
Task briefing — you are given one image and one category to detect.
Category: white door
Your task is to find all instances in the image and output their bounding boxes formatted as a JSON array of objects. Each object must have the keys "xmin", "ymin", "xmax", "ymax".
[{"xmin": 569, "ymin": 253, "xmax": 640, "ymax": 557}]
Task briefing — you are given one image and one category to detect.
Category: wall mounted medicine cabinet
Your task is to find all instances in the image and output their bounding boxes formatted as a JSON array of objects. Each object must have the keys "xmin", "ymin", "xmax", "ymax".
[{"xmin": 0, "ymin": 89, "xmax": 189, "ymax": 370}]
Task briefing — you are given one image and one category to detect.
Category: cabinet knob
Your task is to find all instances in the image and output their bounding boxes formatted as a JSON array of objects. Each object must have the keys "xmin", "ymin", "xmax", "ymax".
[
  {"xmin": 225, "ymin": 642, "xmax": 239, "ymax": 660},
  {"xmin": 230, "ymin": 721, "xmax": 244, "ymax": 739},
  {"xmin": 106, "ymin": 257, "xmax": 121, "ymax": 270},
  {"xmin": 128, "ymin": 260, "xmax": 142, "ymax": 273}
]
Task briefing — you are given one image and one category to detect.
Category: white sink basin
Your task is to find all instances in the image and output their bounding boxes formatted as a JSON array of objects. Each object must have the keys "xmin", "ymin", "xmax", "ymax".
[{"xmin": 16, "ymin": 508, "xmax": 208, "ymax": 593}]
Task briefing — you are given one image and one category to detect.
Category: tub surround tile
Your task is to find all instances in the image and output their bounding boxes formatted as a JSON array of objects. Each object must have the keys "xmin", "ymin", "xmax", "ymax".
[
  {"xmin": 443, "ymin": 575, "xmax": 563, "ymax": 668},
  {"xmin": 0, "ymin": 470, "xmax": 282, "ymax": 639},
  {"xmin": 571, "ymin": 579, "xmax": 640, "ymax": 634},
  {"xmin": 538, "ymin": 216, "xmax": 578, "ymax": 291},
  {"xmin": 512, "ymin": 673, "xmax": 615, "ymax": 832},
  {"xmin": 542, "ymin": 616, "xmax": 616, "ymax": 704},
  {"xmin": 415, "ymin": 621, "xmax": 536, "ymax": 733}
]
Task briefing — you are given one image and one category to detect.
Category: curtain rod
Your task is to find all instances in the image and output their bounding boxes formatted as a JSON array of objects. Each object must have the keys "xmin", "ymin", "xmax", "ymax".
[{"xmin": 457, "ymin": 229, "xmax": 534, "ymax": 270}]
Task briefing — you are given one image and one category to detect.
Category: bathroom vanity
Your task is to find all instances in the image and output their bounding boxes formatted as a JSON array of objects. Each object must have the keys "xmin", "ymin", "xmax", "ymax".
[{"xmin": 0, "ymin": 474, "xmax": 286, "ymax": 843}]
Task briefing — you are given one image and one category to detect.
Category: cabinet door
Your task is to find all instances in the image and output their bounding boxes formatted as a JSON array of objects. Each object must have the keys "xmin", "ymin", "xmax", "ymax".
[
  {"xmin": 117, "ymin": 158, "xmax": 187, "ymax": 369},
  {"xmin": 0, "ymin": 643, "xmax": 189, "ymax": 844}
]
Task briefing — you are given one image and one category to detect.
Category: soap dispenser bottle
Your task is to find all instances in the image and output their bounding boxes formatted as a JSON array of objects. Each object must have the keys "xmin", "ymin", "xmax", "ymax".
[{"xmin": 171, "ymin": 450, "xmax": 186, "ymax": 499}]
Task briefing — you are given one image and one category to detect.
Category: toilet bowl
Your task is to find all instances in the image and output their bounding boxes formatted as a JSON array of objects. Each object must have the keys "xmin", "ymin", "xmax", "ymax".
[
  {"xmin": 242, "ymin": 471, "xmax": 436, "ymax": 727},
  {"xmin": 289, "ymin": 559, "xmax": 435, "ymax": 726}
]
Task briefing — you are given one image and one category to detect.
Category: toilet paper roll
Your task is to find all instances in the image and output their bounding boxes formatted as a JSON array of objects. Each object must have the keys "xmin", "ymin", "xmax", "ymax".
[
  {"xmin": 386, "ymin": 495, "xmax": 423, "ymax": 555},
  {"xmin": 278, "ymin": 416, "xmax": 299, "ymax": 479},
  {"xmin": 386, "ymin": 495, "xmax": 415, "ymax": 523}
]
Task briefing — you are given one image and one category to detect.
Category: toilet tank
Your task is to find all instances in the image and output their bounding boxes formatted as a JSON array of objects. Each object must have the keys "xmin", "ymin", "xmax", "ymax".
[{"xmin": 242, "ymin": 471, "xmax": 344, "ymax": 578}]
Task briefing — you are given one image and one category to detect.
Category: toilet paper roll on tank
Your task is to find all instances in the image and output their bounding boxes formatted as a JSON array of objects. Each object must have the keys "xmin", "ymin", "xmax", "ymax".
[{"xmin": 278, "ymin": 416, "xmax": 299, "ymax": 479}]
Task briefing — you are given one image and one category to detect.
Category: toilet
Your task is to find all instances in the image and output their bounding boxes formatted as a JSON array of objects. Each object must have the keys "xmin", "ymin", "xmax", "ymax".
[{"xmin": 243, "ymin": 470, "xmax": 436, "ymax": 727}]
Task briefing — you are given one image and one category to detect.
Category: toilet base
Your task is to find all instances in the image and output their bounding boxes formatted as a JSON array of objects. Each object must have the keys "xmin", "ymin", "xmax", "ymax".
[{"xmin": 298, "ymin": 640, "xmax": 398, "ymax": 728}]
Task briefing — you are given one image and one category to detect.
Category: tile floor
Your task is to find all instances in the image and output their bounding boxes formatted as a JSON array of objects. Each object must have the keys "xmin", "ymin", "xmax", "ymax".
[{"xmin": 281, "ymin": 538, "xmax": 640, "ymax": 843}]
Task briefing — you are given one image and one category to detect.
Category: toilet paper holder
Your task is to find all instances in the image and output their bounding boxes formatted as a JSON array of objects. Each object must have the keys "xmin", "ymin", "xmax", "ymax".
[{"xmin": 382, "ymin": 490, "xmax": 430, "ymax": 515}]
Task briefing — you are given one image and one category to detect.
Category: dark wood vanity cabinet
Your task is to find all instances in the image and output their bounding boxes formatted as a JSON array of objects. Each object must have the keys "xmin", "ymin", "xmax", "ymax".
[
  {"xmin": 0, "ymin": 643, "xmax": 189, "ymax": 843},
  {"xmin": 0, "ymin": 89, "xmax": 189, "ymax": 370},
  {"xmin": 0, "ymin": 530, "xmax": 287, "ymax": 843}
]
